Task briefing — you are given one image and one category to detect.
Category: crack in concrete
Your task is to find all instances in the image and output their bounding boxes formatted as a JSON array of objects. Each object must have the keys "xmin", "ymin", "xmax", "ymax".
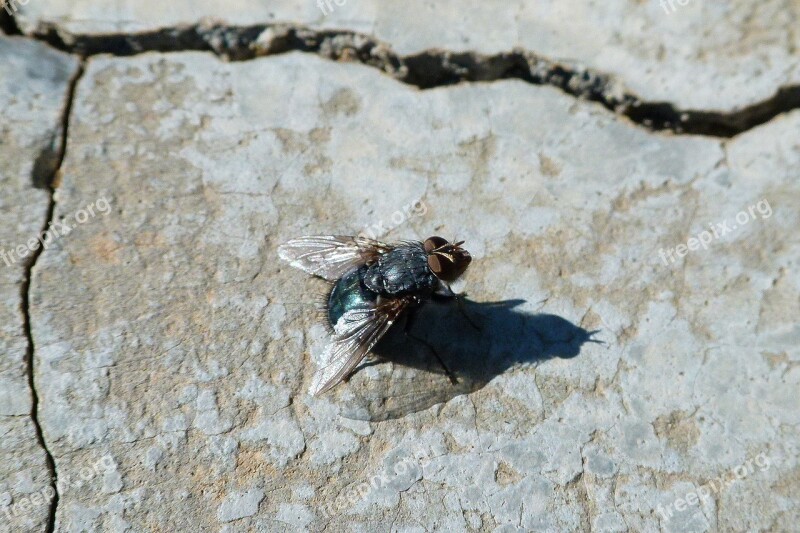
[
  {"xmin": 18, "ymin": 54, "xmax": 85, "ymax": 532},
  {"xmin": 9, "ymin": 20, "xmax": 798, "ymax": 139},
  {"xmin": 20, "ymin": 191, "xmax": 58, "ymax": 533}
]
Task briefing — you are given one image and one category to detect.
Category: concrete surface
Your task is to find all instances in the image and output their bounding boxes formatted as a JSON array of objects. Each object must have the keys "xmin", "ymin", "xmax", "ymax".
[
  {"xmin": 0, "ymin": 35, "xmax": 79, "ymax": 533},
  {"xmin": 14, "ymin": 1, "xmax": 800, "ymax": 112},
  {"xmin": 1, "ymin": 3, "xmax": 799, "ymax": 533}
]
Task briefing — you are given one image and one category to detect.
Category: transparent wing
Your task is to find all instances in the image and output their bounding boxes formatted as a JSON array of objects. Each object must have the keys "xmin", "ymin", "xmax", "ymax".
[
  {"xmin": 341, "ymin": 368, "xmax": 482, "ymax": 421},
  {"xmin": 311, "ymin": 298, "xmax": 410, "ymax": 396},
  {"xmin": 278, "ymin": 235, "xmax": 389, "ymax": 281}
]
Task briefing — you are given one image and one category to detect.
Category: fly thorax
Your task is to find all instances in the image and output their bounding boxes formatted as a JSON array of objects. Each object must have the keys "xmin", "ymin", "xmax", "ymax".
[{"xmin": 363, "ymin": 244, "xmax": 437, "ymax": 296}]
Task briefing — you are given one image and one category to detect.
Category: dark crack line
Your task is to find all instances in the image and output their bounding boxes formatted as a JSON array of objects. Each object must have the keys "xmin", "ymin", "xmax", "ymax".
[
  {"xmin": 20, "ymin": 21, "xmax": 800, "ymax": 138},
  {"xmin": 20, "ymin": 190, "xmax": 58, "ymax": 533},
  {"xmin": 20, "ymin": 56, "xmax": 85, "ymax": 533}
]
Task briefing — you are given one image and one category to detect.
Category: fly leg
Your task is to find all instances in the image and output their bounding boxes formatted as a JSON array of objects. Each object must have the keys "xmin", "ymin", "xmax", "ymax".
[
  {"xmin": 433, "ymin": 285, "xmax": 481, "ymax": 331},
  {"xmin": 455, "ymin": 293, "xmax": 481, "ymax": 331},
  {"xmin": 404, "ymin": 307, "xmax": 458, "ymax": 385}
]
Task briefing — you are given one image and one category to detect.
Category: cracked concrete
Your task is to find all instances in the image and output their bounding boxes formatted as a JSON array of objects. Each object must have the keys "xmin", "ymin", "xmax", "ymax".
[
  {"xmin": 1, "ymin": 4, "xmax": 799, "ymax": 533},
  {"xmin": 11, "ymin": 1, "xmax": 800, "ymax": 114},
  {"xmin": 2, "ymin": 18, "xmax": 797, "ymax": 137},
  {"xmin": 0, "ymin": 35, "xmax": 79, "ymax": 533}
]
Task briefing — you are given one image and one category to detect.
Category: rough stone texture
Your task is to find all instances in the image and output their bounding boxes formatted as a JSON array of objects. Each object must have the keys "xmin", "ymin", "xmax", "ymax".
[
  {"xmin": 24, "ymin": 49, "xmax": 799, "ymax": 532},
  {"xmin": 15, "ymin": 1, "xmax": 800, "ymax": 113},
  {"xmin": 0, "ymin": 36, "xmax": 79, "ymax": 533}
]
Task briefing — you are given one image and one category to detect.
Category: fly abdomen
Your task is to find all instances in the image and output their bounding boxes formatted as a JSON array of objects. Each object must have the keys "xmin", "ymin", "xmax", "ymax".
[
  {"xmin": 363, "ymin": 242, "xmax": 438, "ymax": 297},
  {"xmin": 327, "ymin": 265, "xmax": 378, "ymax": 327}
]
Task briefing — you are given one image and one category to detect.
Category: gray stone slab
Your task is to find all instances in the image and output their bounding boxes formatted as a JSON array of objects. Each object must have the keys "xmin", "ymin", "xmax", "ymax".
[
  {"xmin": 0, "ymin": 35, "xmax": 79, "ymax": 533},
  {"xmin": 14, "ymin": 1, "xmax": 800, "ymax": 113},
  {"xmin": 29, "ymin": 50, "xmax": 799, "ymax": 531}
]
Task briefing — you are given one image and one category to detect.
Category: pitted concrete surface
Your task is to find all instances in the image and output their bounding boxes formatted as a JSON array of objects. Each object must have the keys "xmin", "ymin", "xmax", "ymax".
[{"xmin": 1, "ymin": 4, "xmax": 798, "ymax": 533}]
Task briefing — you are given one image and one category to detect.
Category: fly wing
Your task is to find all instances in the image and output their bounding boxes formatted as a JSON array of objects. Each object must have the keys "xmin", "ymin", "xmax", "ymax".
[
  {"xmin": 311, "ymin": 298, "xmax": 410, "ymax": 396},
  {"xmin": 278, "ymin": 235, "xmax": 389, "ymax": 281}
]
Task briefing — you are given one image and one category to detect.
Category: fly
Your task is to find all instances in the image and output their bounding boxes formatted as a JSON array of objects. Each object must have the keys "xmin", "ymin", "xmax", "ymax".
[{"xmin": 278, "ymin": 235, "xmax": 473, "ymax": 395}]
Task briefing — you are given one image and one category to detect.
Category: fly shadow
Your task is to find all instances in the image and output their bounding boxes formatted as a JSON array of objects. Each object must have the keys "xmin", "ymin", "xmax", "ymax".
[{"xmin": 336, "ymin": 298, "xmax": 602, "ymax": 421}]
